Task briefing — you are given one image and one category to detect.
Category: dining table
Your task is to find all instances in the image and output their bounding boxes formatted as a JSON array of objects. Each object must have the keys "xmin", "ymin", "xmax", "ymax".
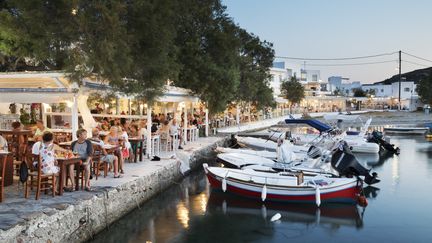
[{"xmin": 57, "ymin": 156, "xmax": 83, "ymax": 196}]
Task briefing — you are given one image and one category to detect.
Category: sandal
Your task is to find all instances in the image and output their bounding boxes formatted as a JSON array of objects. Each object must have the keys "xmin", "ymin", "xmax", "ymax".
[
  {"xmin": 85, "ymin": 187, "xmax": 92, "ymax": 192},
  {"xmin": 114, "ymin": 174, "xmax": 122, "ymax": 178}
]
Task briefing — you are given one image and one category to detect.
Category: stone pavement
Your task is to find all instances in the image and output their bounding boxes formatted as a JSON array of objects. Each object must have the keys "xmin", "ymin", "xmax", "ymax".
[{"xmin": 0, "ymin": 136, "xmax": 225, "ymax": 242}]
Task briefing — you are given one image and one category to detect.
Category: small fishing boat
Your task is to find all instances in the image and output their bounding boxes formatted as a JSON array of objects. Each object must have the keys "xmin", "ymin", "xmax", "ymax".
[
  {"xmin": 384, "ymin": 127, "xmax": 428, "ymax": 135},
  {"xmin": 203, "ymin": 164, "xmax": 362, "ymax": 205},
  {"xmin": 215, "ymin": 147, "xmax": 277, "ymax": 160}
]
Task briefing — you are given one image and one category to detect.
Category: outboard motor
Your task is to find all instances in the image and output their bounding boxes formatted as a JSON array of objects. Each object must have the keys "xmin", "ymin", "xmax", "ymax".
[
  {"xmin": 331, "ymin": 141, "xmax": 380, "ymax": 185},
  {"xmin": 368, "ymin": 130, "xmax": 400, "ymax": 154},
  {"xmin": 229, "ymin": 134, "xmax": 241, "ymax": 149}
]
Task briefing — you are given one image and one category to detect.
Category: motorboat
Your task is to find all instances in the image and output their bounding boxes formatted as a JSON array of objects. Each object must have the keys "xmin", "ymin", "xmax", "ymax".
[
  {"xmin": 215, "ymin": 147, "xmax": 277, "ymax": 160},
  {"xmin": 203, "ymin": 164, "xmax": 362, "ymax": 205},
  {"xmin": 384, "ymin": 127, "xmax": 429, "ymax": 135},
  {"xmin": 236, "ymin": 136, "xmax": 277, "ymax": 151}
]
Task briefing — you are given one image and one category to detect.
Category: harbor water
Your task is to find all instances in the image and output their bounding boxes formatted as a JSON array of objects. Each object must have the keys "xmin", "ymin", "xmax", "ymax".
[{"xmin": 89, "ymin": 136, "xmax": 432, "ymax": 243}]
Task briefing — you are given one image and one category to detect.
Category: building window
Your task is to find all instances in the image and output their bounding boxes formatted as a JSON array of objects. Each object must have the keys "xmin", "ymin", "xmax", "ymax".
[
  {"xmin": 404, "ymin": 87, "xmax": 410, "ymax": 92},
  {"xmin": 381, "ymin": 89, "xmax": 384, "ymax": 92},
  {"xmin": 312, "ymin": 74, "xmax": 318, "ymax": 81}
]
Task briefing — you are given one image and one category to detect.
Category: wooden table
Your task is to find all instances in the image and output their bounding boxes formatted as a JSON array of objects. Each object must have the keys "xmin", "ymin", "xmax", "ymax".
[
  {"xmin": 57, "ymin": 157, "xmax": 82, "ymax": 196},
  {"xmin": 129, "ymin": 137, "xmax": 144, "ymax": 162}
]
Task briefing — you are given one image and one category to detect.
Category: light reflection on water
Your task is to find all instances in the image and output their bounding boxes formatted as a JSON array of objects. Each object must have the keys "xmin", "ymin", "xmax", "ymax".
[{"xmin": 89, "ymin": 136, "xmax": 432, "ymax": 243}]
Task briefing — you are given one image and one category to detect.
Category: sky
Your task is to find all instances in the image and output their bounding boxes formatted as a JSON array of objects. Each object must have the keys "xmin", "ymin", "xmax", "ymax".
[{"xmin": 222, "ymin": 0, "xmax": 432, "ymax": 83}]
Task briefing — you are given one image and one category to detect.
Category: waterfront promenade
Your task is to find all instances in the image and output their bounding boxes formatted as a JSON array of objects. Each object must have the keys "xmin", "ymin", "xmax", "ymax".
[{"xmin": 0, "ymin": 136, "xmax": 226, "ymax": 243}]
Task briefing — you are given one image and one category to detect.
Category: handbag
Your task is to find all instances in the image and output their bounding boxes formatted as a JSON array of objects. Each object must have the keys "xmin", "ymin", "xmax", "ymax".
[{"xmin": 19, "ymin": 161, "xmax": 29, "ymax": 183}]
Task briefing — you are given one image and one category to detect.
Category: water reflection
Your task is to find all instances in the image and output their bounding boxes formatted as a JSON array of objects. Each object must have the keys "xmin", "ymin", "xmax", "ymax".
[
  {"xmin": 206, "ymin": 191, "xmax": 364, "ymax": 229},
  {"xmin": 363, "ymin": 186, "xmax": 380, "ymax": 199}
]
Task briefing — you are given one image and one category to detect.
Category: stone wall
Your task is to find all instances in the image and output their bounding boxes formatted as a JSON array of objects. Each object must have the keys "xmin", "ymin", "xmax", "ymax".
[{"xmin": 1, "ymin": 137, "xmax": 227, "ymax": 243}]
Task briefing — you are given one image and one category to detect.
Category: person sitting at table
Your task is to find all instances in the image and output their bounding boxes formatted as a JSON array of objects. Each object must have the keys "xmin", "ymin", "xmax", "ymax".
[
  {"xmin": 33, "ymin": 120, "xmax": 51, "ymax": 141},
  {"xmin": 104, "ymin": 126, "xmax": 124, "ymax": 174},
  {"xmin": 91, "ymin": 128, "xmax": 121, "ymax": 178},
  {"xmin": 11, "ymin": 121, "xmax": 26, "ymax": 159},
  {"xmin": 32, "ymin": 132, "xmax": 69, "ymax": 190},
  {"xmin": 0, "ymin": 134, "xmax": 7, "ymax": 151},
  {"xmin": 71, "ymin": 128, "xmax": 93, "ymax": 191},
  {"xmin": 169, "ymin": 119, "xmax": 183, "ymax": 149}
]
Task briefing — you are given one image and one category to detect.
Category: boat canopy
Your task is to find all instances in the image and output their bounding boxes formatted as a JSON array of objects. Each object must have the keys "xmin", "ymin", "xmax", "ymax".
[{"xmin": 284, "ymin": 119, "xmax": 332, "ymax": 132}]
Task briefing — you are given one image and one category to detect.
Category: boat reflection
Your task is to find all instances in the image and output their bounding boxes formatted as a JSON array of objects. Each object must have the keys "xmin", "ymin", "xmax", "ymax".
[
  {"xmin": 207, "ymin": 191, "xmax": 364, "ymax": 229},
  {"xmin": 366, "ymin": 151, "xmax": 394, "ymax": 168},
  {"xmin": 363, "ymin": 186, "xmax": 380, "ymax": 199}
]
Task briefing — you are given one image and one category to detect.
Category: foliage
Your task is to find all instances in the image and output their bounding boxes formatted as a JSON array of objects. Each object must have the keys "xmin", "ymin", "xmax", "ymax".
[
  {"xmin": 333, "ymin": 88, "xmax": 341, "ymax": 96},
  {"xmin": 416, "ymin": 73, "xmax": 432, "ymax": 105},
  {"xmin": 353, "ymin": 88, "xmax": 366, "ymax": 97},
  {"xmin": 0, "ymin": 0, "xmax": 275, "ymax": 111},
  {"xmin": 280, "ymin": 75, "xmax": 305, "ymax": 105}
]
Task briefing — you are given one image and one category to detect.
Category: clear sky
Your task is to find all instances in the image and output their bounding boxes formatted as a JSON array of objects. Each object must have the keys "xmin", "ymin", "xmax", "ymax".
[{"xmin": 223, "ymin": 0, "xmax": 432, "ymax": 83}]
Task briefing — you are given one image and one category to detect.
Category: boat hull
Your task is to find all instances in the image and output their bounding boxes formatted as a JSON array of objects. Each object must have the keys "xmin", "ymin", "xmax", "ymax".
[
  {"xmin": 205, "ymin": 168, "xmax": 360, "ymax": 204},
  {"xmin": 384, "ymin": 127, "xmax": 428, "ymax": 135}
]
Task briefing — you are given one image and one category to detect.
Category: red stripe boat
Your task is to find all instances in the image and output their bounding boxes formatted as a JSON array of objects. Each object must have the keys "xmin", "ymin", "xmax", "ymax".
[{"xmin": 203, "ymin": 164, "xmax": 361, "ymax": 205}]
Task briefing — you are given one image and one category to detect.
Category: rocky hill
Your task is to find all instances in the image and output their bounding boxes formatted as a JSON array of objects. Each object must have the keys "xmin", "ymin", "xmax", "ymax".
[{"xmin": 376, "ymin": 67, "xmax": 432, "ymax": 84}]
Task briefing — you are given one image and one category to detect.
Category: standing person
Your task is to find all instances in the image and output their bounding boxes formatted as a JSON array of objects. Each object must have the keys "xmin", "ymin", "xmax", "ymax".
[
  {"xmin": 71, "ymin": 129, "xmax": 93, "ymax": 191},
  {"xmin": 33, "ymin": 120, "xmax": 51, "ymax": 141}
]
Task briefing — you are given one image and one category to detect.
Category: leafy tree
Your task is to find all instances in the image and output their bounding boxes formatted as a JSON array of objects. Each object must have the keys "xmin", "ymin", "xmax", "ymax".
[
  {"xmin": 280, "ymin": 75, "xmax": 305, "ymax": 113},
  {"xmin": 236, "ymin": 29, "xmax": 275, "ymax": 109},
  {"xmin": 173, "ymin": 0, "xmax": 241, "ymax": 113},
  {"xmin": 416, "ymin": 73, "xmax": 432, "ymax": 106},
  {"xmin": 353, "ymin": 88, "xmax": 366, "ymax": 97},
  {"xmin": 333, "ymin": 87, "xmax": 341, "ymax": 96}
]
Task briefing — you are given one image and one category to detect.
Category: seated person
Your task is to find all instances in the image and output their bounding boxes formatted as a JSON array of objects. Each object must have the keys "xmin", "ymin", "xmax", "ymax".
[
  {"xmin": 91, "ymin": 128, "xmax": 121, "ymax": 178},
  {"xmin": 104, "ymin": 126, "xmax": 124, "ymax": 174},
  {"xmin": 0, "ymin": 134, "xmax": 7, "ymax": 151},
  {"xmin": 71, "ymin": 129, "xmax": 93, "ymax": 191},
  {"xmin": 33, "ymin": 120, "xmax": 51, "ymax": 141}
]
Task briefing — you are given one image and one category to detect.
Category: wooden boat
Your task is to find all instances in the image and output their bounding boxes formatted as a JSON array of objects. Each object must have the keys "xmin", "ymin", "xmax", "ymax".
[
  {"xmin": 203, "ymin": 164, "xmax": 361, "ymax": 205},
  {"xmin": 384, "ymin": 127, "xmax": 428, "ymax": 135}
]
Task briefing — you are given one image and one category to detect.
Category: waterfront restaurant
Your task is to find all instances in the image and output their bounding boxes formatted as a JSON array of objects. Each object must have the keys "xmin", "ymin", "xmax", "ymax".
[{"xmin": 0, "ymin": 72, "xmax": 205, "ymax": 158}]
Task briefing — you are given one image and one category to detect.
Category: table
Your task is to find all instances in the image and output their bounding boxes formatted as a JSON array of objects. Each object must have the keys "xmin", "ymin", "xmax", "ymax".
[
  {"xmin": 57, "ymin": 157, "xmax": 83, "ymax": 196},
  {"xmin": 129, "ymin": 137, "xmax": 145, "ymax": 162}
]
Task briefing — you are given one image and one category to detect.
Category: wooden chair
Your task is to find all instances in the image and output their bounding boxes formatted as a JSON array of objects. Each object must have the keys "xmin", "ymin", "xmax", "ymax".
[
  {"xmin": 25, "ymin": 154, "xmax": 57, "ymax": 200},
  {"xmin": 92, "ymin": 144, "xmax": 108, "ymax": 180},
  {"xmin": 0, "ymin": 154, "xmax": 7, "ymax": 202}
]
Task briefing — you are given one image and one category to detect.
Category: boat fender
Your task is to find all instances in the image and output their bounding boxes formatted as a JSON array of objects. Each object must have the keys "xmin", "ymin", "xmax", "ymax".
[
  {"xmin": 358, "ymin": 195, "xmax": 368, "ymax": 207},
  {"xmin": 315, "ymin": 187, "xmax": 321, "ymax": 207},
  {"xmin": 261, "ymin": 185, "xmax": 267, "ymax": 202},
  {"xmin": 270, "ymin": 213, "xmax": 281, "ymax": 222},
  {"xmin": 222, "ymin": 177, "xmax": 227, "ymax": 192}
]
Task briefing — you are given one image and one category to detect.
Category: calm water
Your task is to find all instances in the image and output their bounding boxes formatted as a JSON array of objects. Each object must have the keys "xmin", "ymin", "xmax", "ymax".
[{"xmin": 90, "ymin": 136, "xmax": 432, "ymax": 243}]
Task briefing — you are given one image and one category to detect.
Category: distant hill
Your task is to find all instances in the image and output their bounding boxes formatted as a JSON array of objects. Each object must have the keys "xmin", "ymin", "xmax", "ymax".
[{"xmin": 375, "ymin": 67, "xmax": 432, "ymax": 85}]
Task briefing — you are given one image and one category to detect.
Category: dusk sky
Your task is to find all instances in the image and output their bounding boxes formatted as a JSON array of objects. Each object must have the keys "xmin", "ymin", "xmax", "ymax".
[{"xmin": 223, "ymin": 0, "xmax": 432, "ymax": 83}]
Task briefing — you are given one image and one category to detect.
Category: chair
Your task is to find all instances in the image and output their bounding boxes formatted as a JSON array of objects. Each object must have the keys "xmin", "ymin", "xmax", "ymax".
[
  {"xmin": 0, "ymin": 154, "xmax": 7, "ymax": 202},
  {"xmin": 25, "ymin": 155, "xmax": 57, "ymax": 200},
  {"xmin": 92, "ymin": 144, "xmax": 108, "ymax": 180},
  {"xmin": 160, "ymin": 132, "xmax": 172, "ymax": 152}
]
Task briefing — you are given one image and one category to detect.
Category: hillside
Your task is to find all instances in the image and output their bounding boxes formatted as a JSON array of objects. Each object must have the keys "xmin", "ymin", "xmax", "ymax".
[{"xmin": 376, "ymin": 67, "xmax": 432, "ymax": 84}]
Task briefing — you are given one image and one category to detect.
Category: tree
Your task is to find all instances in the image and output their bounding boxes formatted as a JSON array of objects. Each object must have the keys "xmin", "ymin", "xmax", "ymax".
[
  {"xmin": 280, "ymin": 75, "xmax": 305, "ymax": 113},
  {"xmin": 416, "ymin": 73, "xmax": 432, "ymax": 106},
  {"xmin": 353, "ymin": 88, "xmax": 366, "ymax": 97},
  {"xmin": 173, "ymin": 0, "xmax": 241, "ymax": 113}
]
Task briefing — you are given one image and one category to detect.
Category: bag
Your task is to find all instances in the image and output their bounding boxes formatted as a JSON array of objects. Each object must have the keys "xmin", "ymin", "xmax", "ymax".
[
  {"xmin": 19, "ymin": 161, "xmax": 29, "ymax": 183},
  {"xmin": 122, "ymin": 147, "xmax": 129, "ymax": 158}
]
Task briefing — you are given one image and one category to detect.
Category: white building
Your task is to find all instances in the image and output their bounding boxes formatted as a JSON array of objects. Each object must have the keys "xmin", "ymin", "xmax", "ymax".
[
  {"xmin": 327, "ymin": 76, "xmax": 362, "ymax": 96},
  {"xmin": 361, "ymin": 81, "xmax": 420, "ymax": 110},
  {"xmin": 269, "ymin": 62, "xmax": 292, "ymax": 96}
]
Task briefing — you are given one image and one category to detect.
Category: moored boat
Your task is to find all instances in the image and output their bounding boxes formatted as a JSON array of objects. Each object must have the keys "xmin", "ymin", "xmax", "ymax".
[{"xmin": 203, "ymin": 164, "xmax": 362, "ymax": 205}]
